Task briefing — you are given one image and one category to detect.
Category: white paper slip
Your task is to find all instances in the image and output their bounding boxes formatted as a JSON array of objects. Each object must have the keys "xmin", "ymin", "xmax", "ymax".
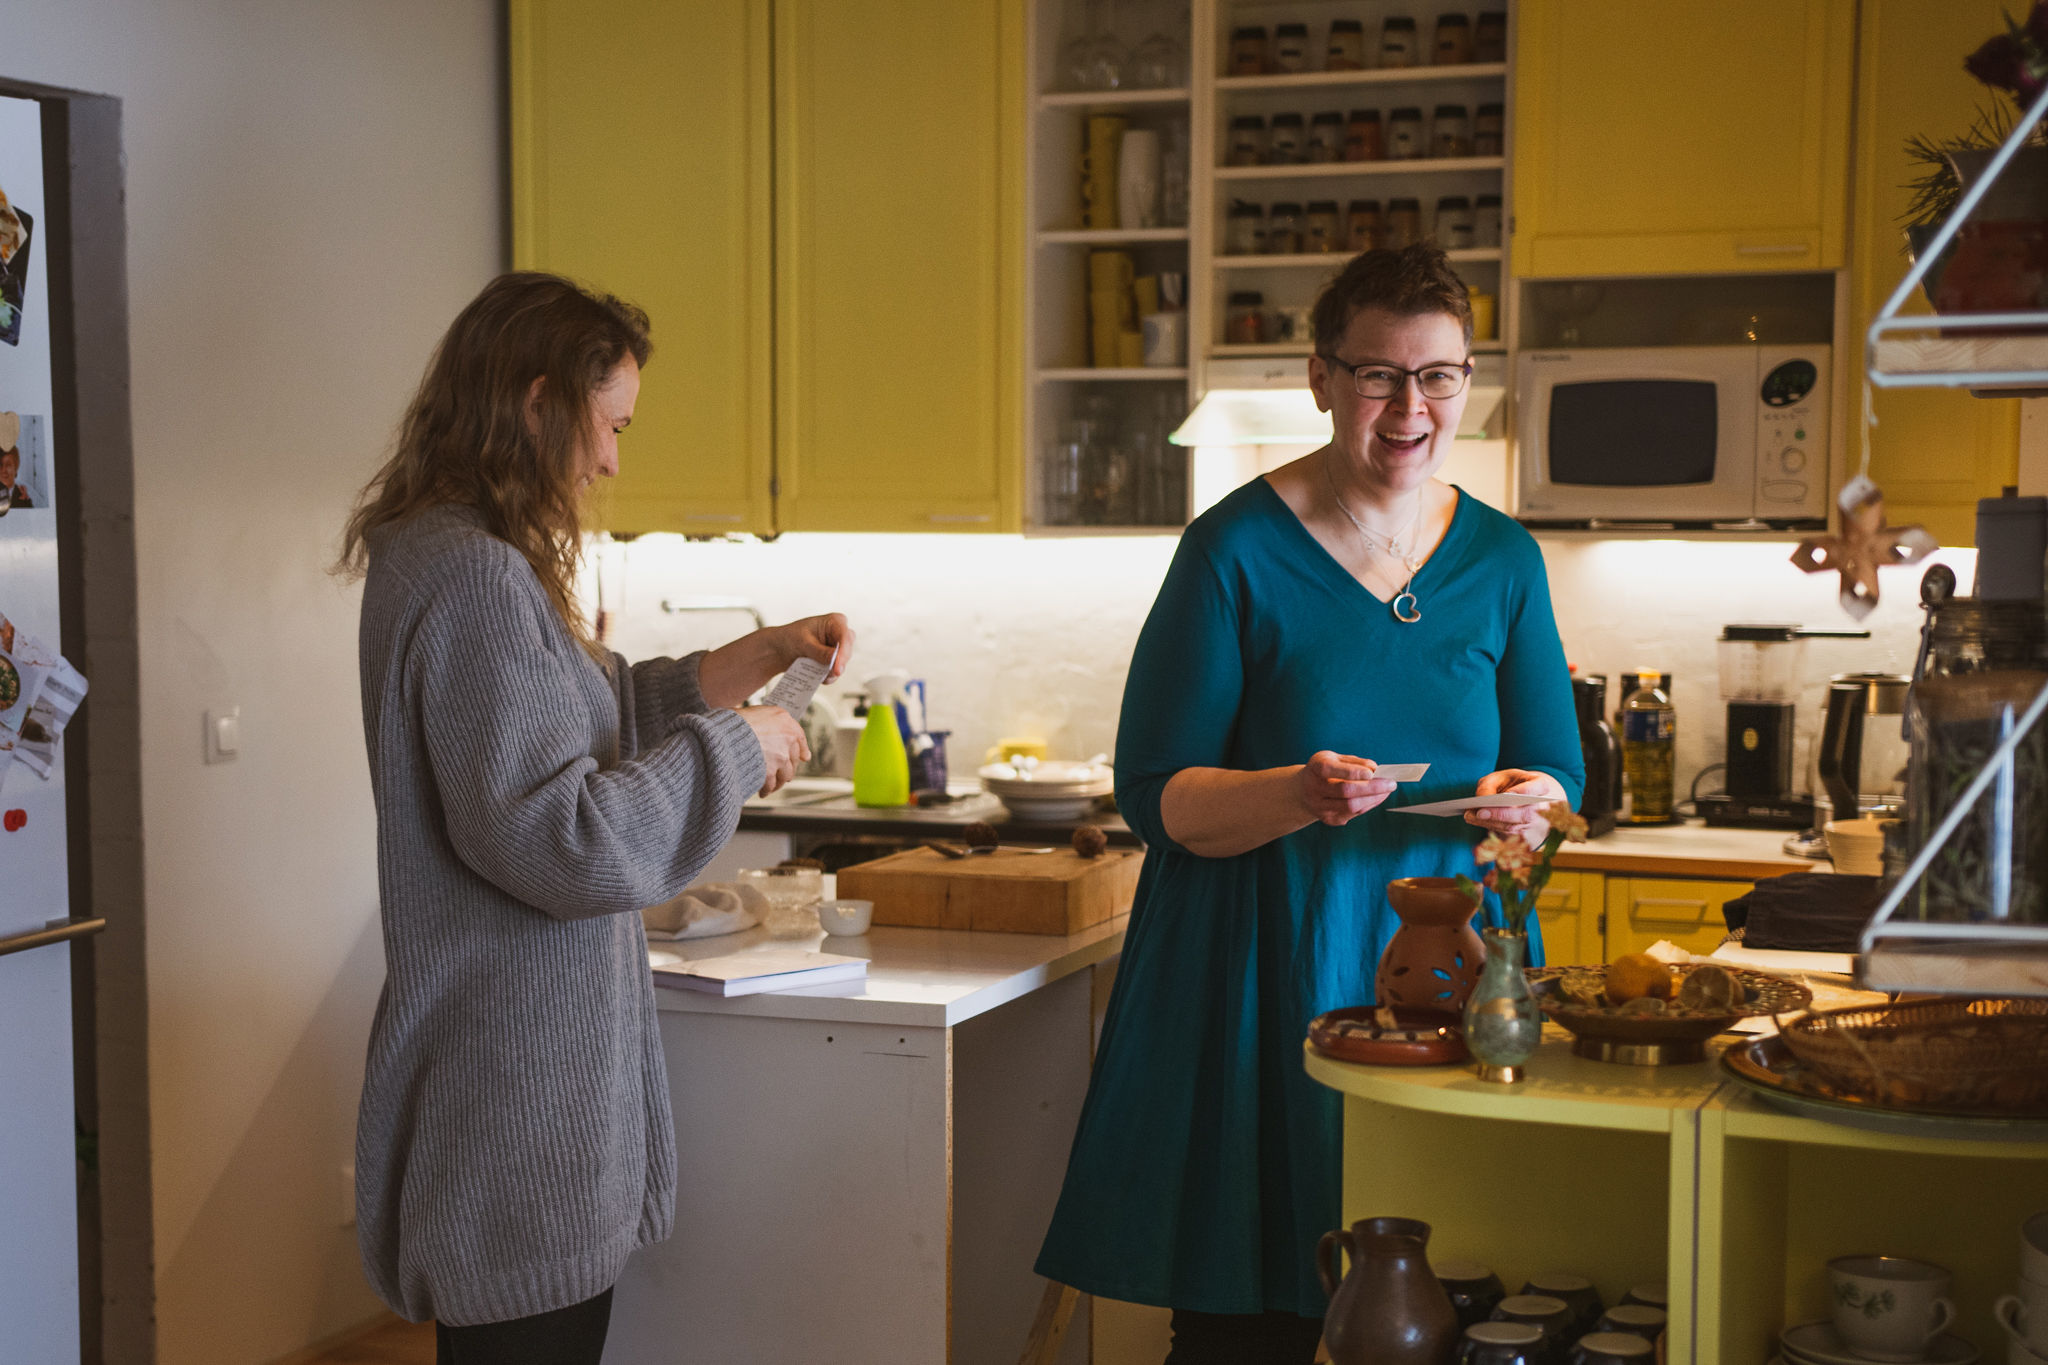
[
  {"xmin": 652, "ymin": 947, "xmax": 868, "ymax": 997},
  {"xmin": 1388, "ymin": 793, "xmax": 1557, "ymax": 817},
  {"xmin": 1370, "ymin": 763, "xmax": 1429, "ymax": 783}
]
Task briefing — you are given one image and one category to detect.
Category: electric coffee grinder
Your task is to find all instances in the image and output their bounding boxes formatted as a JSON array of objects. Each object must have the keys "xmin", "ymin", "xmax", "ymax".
[{"xmin": 1697, "ymin": 623, "xmax": 1868, "ymax": 828}]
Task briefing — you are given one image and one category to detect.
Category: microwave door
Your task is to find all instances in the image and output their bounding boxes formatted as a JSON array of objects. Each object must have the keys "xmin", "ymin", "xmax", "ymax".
[{"xmin": 1516, "ymin": 349, "xmax": 1759, "ymax": 522}]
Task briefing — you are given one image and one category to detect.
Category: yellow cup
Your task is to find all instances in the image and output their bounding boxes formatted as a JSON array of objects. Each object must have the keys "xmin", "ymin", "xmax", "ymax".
[
  {"xmin": 1468, "ymin": 290, "xmax": 1498, "ymax": 341},
  {"xmin": 1117, "ymin": 328, "xmax": 1145, "ymax": 368},
  {"xmin": 1083, "ymin": 115, "xmax": 1126, "ymax": 230},
  {"xmin": 1088, "ymin": 249, "xmax": 1135, "ymax": 292}
]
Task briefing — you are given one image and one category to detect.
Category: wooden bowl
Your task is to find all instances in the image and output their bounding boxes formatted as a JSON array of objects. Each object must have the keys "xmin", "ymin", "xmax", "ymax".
[
  {"xmin": 1526, "ymin": 965, "xmax": 1812, "ymax": 1066},
  {"xmin": 1309, "ymin": 1005, "xmax": 1470, "ymax": 1066}
]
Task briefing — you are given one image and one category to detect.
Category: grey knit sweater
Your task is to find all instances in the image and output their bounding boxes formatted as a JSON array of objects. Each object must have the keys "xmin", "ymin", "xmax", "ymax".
[{"xmin": 353, "ymin": 505, "xmax": 765, "ymax": 1326}]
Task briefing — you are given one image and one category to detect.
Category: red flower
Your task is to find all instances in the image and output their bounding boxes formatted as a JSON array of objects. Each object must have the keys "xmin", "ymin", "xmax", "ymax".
[{"xmin": 1968, "ymin": 31, "xmax": 2047, "ymax": 102}]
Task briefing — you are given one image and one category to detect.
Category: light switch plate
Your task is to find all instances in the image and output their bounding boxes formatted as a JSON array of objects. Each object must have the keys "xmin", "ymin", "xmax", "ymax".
[{"xmin": 204, "ymin": 706, "xmax": 240, "ymax": 764}]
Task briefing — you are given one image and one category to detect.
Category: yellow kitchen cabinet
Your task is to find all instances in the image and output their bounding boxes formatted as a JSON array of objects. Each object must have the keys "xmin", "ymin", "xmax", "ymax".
[
  {"xmin": 1512, "ymin": 0, "xmax": 1854, "ymax": 277},
  {"xmin": 512, "ymin": 0, "xmax": 1022, "ymax": 535},
  {"xmin": 511, "ymin": 0, "xmax": 775, "ymax": 536},
  {"xmin": 1604, "ymin": 876, "xmax": 1749, "ymax": 960},
  {"xmin": 1848, "ymin": 0, "xmax": 2021, "ymax": 548},
  {"xmin": 1533, "ymin": 870, "xmax": 1603, "ymax": 966},
  {"xmin": 772, "ymin": 0, "xmax": 1023, "ymax": 533}
]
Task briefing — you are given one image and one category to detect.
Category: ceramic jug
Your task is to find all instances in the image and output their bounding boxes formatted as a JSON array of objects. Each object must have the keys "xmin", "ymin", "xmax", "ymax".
[{"xmin": 1317, "ymin": 1216, "xmax": 1459, "ymax": 1365}]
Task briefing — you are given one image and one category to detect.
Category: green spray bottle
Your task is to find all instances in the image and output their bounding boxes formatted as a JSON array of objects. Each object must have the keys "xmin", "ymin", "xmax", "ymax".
[{"xmin": 853, "ymin": 670, "xmax": 911, "ymax": 808}]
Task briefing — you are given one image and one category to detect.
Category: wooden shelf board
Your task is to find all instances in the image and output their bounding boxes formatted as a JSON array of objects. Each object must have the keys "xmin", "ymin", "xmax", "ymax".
[
  {"xmin": 1037, "ymin": 227, "xmax": 1191, "ymax": 245},
  {"xmin": 1034, "ymin": 367, "xmax": 1188, "ymax": 381},
  {"xmin": 1215, "ymin": 156, "xmax": 1504, "ymax": 182},
  {"xmin": 1872, "ymin": 333, "xmax": 2048, "ymax": 391},
  {"xmin": 1038, "ymin": 86, "xmax": 1190, "ymax": 108},
  {"xmin": 1216, "ymin": 249, "xmax": 1502, "ymax": 269},
  {"xmin": 1214, "ymin": 62, "xmax": 1507, "ymax": 93},
  {"xmin": 1859, "ymin": 937, "xmax": 2048, "ymax": 996},
  {"xmin": 1207, "ymin": 342, "xmax": 1314, "ymax": 357}
]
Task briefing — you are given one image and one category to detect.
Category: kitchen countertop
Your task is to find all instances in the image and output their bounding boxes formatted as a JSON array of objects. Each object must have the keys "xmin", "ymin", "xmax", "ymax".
[
  {"xmin": 1553, "ymin": 820, "xmax": 1820, "ymax": 880},
  {"xmin": 648, "ymin": 915, "xmax": 1126, "ymax": 1029}
]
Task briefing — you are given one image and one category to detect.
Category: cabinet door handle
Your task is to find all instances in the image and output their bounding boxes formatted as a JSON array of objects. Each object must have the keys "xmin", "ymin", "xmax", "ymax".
[
  {"xmin": 926, "ymin": 513, "xmax": 993, "ymax": 524},
  {"xmin": 1629, "ymin": 896, "xmax": 1710, "ymax": 927},
  {"xmin": 682, "ymin": 514, "xmax": 745, "ymax": 524},
  {"xmin": 1734, "ymin": 243, "xmax": 1811, "ymax": 256}
]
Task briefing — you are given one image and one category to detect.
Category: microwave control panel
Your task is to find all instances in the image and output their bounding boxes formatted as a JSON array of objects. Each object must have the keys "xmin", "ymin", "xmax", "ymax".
[{"xmin": 1753, "ymin": 347, "xmax": 1828, "ymax": 520}]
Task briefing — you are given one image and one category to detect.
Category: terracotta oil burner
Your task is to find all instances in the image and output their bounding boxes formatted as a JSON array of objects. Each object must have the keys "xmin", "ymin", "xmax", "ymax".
[
  {"xmin": 1317, "ymin": 1216, "xmax": 1459, "ymax": 1365},
  {"xmin": 1376, "ymin": 877, "xmax": 1485, "ymax": 1015}
]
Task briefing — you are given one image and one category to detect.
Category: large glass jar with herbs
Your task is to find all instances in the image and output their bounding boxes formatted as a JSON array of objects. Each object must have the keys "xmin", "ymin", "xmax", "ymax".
[{"xmin": 1905, "ymin": 580, "xmax": 2048, "ymax": 924}]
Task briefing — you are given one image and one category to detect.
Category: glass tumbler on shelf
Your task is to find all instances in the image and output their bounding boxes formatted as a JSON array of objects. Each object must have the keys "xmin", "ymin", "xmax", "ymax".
[
  {"xmin": 1060, "ymin": 0, "xmax": 1128, "ymax": 91},
  {"xmin": 1042, "ymin": 436, "xmax": 1086, "ymax": 524}
]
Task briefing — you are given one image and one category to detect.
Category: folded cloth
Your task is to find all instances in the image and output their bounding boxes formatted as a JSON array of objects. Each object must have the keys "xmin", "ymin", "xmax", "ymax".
[
  {"xmin": 641, "ymin": 881, "xmax": 770, "ymax": 941},
  {"xmin": 1720, "ymin": 871, "xmax": 1884, "ymax": 954}
]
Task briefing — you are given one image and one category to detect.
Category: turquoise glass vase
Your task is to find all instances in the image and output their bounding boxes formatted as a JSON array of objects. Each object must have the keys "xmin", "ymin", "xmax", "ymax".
[{"xmin": 1462, "ymin": 927, "xmax": 1541, "ymax": 1083}]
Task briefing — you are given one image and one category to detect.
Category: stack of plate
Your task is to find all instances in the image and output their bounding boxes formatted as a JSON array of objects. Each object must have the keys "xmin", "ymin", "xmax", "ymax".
[
  {"xmin": 1778, "ymin": 1322, "xmax": 1977, "ymax": 1365},
  {"xmin": 979, "ymin": 760, "xmax": 1114, "ymax": 822}
]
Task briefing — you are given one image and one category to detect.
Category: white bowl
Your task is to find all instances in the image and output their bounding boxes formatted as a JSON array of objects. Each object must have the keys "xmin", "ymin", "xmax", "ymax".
[
  {"xmin": 816, "ymin": 899, "xmax": 874, "ymax": 936},
  {"xmin": 1824, "ymin": 817, "xmax": 1888, "ymax": 876}
]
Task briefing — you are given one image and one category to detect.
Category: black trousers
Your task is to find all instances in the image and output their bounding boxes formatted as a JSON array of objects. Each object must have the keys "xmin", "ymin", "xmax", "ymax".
[
  {"xmin": 1163, "ymin": 1308, "xmax": 1326, "ymax": 1365},
  {"xmin": 434, "ymin": 1288, "xmax": 613, "ymax": 1365}
]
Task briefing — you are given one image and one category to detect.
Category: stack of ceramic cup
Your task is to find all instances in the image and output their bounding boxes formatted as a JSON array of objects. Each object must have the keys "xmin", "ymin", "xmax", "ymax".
[
  {"xmin": 1775, "ymin": 1256, "xmax": 1975, "ymax": 1365},
  {"xmin": 978, "ymin": 758, "xmax": 1114, "ymax": 822},
  {"xmin": 1997, "ymin": 1211, "xmax": 2048, "ymax": 1365},
  {"xmin": 1437, "ymin": 1262, "xmax": 1666, "ymax": 1365}
]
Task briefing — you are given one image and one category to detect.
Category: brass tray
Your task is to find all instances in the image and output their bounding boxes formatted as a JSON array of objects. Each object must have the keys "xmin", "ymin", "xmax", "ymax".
[
  {"xmin": 1527, "ymin": 965, "xmax": 1812, "ymax": 1066},
  {"xmin": 1722, "ymin": 1033, "xmax": 2048, "ymax": 1142}
]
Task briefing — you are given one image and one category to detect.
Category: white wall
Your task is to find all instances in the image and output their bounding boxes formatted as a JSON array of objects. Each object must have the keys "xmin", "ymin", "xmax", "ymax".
[
  {"xmin": 604, "ymin": 527, "xmax": 1970, "ymax": 806},
  {"xmin": 3, "ymin": 5, "xmax": 503, "ymax": 1363}
]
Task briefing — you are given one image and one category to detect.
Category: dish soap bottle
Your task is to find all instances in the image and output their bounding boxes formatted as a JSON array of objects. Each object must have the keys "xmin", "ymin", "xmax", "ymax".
[
  {"xmin": 1621, "ymin": 668, "xmax": 1676, "ymax": 824},
  {"xmin": 853, "ymin": 672, "xmax": 911, "ymax": 808}
]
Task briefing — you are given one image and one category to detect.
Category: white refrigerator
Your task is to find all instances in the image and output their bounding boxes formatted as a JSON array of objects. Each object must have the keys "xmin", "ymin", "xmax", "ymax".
[{"xmin": 0, "ymin": 90, "xmax": 84, "ymax": 1361}]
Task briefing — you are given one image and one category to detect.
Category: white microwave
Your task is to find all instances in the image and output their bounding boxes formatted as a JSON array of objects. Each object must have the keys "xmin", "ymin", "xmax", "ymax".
[{"xmin": 1513, "ymin": 345, "xmax": 1829, "ymax": 528}]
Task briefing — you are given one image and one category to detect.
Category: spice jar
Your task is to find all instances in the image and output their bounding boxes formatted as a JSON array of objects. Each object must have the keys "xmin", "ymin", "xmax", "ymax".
[
  {"xmin": 1473, "ymin": 11, "xmax": 1508, "ymax": 62},
  {"xmin": 1226, "ymin": 291, "xmax": 1267, "ymax": 344},
  {"xmin": 1384, "ymin": 196, "xmax": 1422, "ymax": 249},
  {"xmin": 1305, "ymin": 200, "xmax": 1341, "ymax": 254},
  {"xmin": 1346, "ymin": 199, "xmax": 1381, "ymax": 252},
  {"xmin": 1344, "ymin": 108, "xmax": 1383, "ymax": 161},
  {"xmin": 1378, "ymin": 16, "xmax": 1418, "ymax": 67},
  {"xmin": 1474, "ymin": 101, "xmax": 1504, "ymax": 156},
  {"xmin": 1326, "ymin": 19, "xmax": 1367, "ymax": 70},
  {"xmin": 1224, "ymin": 200, "xmax": 1266, "ymax": 255},
  {"xmin": 1432, "ymin": 13, "xmax": 1473, "ymax": 65},
  {"xmin": 1386, "ymin": 107, "xmax": 1424, "ymax": 159},
  {"xmin": 1432, "ymin": 195, "xmax": 1474, "ymax": 249},
  {"xmin": 1227, "ymin": 115, "xmax": 1268, "ymax": 167},
  {"xmin": 1308, "ymin": 111, "xmax": 1346, "ymax": 163},
  {"xmin": 1273, "ymin": 22, "xmax": 1311, "ymax": 72},
  {"xmin": 1229, "ymin": 26, "xmax": 1269, "ymax": 76},
  {"xmin": 1906, "ymin": 587, "xmax": 2048, "ymax": 924},
  {"xmin": 1431, "ymin": 104, "xmax": 1471, "ymax": 158},
  {"xmin": 1266, "ymin": 201, "xmax": 1305, "ymax": 253},
  {"xmin": 1473, "ymin": 193, "xmax": 1502, "ymax": 247},
  {"xmin": 1268, "ymin": 112, "xmax": 1306, "ymax": 164}
]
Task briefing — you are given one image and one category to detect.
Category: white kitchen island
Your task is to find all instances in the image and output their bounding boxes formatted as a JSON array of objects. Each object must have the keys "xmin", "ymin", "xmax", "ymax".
[{"xmin": 602, "ymin": 915, "xmax": 1124, "ymax": 1365}]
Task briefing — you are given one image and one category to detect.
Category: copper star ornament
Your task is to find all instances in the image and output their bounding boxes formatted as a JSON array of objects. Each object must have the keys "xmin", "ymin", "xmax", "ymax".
[{"xmin": 1791, "ymin": 474, "xmax": 1936, "ymax": 620}]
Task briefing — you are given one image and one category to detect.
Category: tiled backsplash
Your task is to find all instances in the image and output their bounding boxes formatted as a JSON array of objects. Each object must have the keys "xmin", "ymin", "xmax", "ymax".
[{"xmin": 598, "ymin": 530, "xmax": 1972, "ymax": 806}]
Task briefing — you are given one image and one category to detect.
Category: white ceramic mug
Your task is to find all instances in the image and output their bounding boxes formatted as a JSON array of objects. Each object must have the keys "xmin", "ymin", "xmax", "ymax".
[
  {"xmin": 1997, "ymin": 1277, "xmax": 2048, "ymax": 1356},
  {"xmin": 1828, "ymin": 1256, "xmax": 1956, "ymax": 1362},
  {"xmin": 2024, "ymin": 1210, "xmax": 2048, "ymax": 1286},
  {"xmin": 1117, "ymin": 129, "xmax": 1161, "ymax": 230}
]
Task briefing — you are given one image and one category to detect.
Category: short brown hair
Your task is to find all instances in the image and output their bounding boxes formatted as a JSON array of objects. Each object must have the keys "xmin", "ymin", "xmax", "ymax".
[
  {"xmin": 1311, "ymin": 243, "xmax": 1474, "ymax": 355},
  {"xmin": 338, "ymin": 272, "xmax": 652, "ymax": 662}
]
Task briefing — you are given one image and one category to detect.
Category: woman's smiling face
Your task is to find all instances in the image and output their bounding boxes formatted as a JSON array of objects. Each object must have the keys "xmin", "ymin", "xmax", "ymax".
[{"xmin": 1308, "ymin": 306, "xmax": 1471, "ymax": 495}]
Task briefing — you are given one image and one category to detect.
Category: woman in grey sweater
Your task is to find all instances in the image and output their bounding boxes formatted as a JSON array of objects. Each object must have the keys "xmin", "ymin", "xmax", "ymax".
[{"xmin": 339, "ymin": 272, "xmax": 848, "ymax": 1363}]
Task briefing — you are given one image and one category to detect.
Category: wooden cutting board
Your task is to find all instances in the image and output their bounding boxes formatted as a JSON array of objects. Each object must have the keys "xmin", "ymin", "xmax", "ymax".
[{"xmin": 835, "ymin": 845, "xmax": 1143, "ymax": 935}]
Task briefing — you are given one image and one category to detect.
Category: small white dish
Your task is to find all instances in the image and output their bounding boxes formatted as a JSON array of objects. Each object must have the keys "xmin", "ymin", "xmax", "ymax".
[
  {"xmin": 816, "ymin": 899, "xmax": 874, "ymax": 936},
  {"xmin": 1782, "ymin": 1321, "xmax": 1978, "ymax": 1365}
]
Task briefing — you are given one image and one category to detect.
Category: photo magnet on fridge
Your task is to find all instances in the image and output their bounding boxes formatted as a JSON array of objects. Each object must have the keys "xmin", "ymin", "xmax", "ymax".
[
  {"xmin": 0, "ymin": 185, "xmax": 30, "ymax": 346},
  {"xmin": 0, "ymin": 411, "xmax": 50, "ymax": 513}
]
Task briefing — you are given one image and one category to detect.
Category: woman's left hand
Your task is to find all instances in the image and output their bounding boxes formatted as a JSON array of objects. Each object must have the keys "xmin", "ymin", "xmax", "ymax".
[
  {"xmin": 774, "ymin": 613, "xmax": 854, "ymax": 682},
  {"xmin": 1466, "ymin": 768, "xmax": 1568, "ymax": 840}
]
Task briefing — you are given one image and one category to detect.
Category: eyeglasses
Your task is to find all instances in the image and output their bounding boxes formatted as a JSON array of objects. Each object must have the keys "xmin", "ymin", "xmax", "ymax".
[{"xmin": 1321, "ymin": 355, "xmax": 1473, "ymax": 400}]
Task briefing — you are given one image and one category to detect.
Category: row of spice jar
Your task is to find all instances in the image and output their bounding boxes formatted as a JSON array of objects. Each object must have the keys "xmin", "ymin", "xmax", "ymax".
[
  {"xmin": 1224, "ymin": 284, "xmax": 1496, "ymax": 345},
  {"xmin": 1226, "ymin": 103, "xmax": 1501, "ymax": 165},
  {"xmin": 1224, "ymin": 194, "xmax": 1501, "ymax": 255},
  {"xmin": 1227, "ymin": 12, "xmax": 1505, "ymax": 75}
]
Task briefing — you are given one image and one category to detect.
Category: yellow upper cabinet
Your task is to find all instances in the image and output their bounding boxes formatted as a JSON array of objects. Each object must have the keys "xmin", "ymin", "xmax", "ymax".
[
  {"xmin": 511, "ymin": 0, "xmax": 775, "ymax": 536},
  {"xmin": 1850, "ymin": 0, "xmax": 2020, "ymax": 548},
  {"xmin": 773, "ymin": 0, "xmax": 1023, "ymax": 533},
  {"xmin": 1512, "ymin": 0, "xmax": 1855, "ymax": 278}
]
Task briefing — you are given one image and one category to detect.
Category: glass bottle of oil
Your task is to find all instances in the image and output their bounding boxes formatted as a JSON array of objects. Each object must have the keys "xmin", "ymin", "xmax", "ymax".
[{"xmin": 1621, "ymin": 669, "xmax": 1676, "ymax": 824}]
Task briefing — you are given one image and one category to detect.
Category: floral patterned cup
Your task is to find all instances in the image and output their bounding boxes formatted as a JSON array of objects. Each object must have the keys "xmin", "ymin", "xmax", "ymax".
[{"xmin": 1827, "ymin": 1255, "xmax": 1955, "ymax": 1362}]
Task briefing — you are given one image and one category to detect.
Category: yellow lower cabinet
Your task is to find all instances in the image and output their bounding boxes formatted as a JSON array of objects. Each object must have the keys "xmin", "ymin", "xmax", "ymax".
[
  {"xmin": 1605, "ymin": 877, "xmax": 1750, "ymax": 960},
  {"xmin": 1533, "ymin": 870, "xmax": 1604, "ymax": 967}
]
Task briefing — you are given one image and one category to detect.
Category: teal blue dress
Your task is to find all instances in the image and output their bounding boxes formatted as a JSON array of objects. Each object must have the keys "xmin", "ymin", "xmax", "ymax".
[{"xmin": 1035, "ymin": 480, "xmax": 1584, "ymax": 1318}]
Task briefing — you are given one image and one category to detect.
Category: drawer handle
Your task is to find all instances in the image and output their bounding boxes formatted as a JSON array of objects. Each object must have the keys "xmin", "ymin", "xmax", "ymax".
[
  {"xmin": 683, "ymin": 514, "xmax": 745, "ymax": 524},
  {"xmin": 1536, "ymin": 889, "xmax": 1573, "ymax": 909},
  {"xmin": 1630, "ymin": 896, "xmax": 1710, "ymax": 927},
  {"xmin": 1735, "ymin": 243, "xmax": 1811, "ymax": 256},
  {"xmin": 926, "ymin": 513, "xmax": 993, "ymax": 524}
]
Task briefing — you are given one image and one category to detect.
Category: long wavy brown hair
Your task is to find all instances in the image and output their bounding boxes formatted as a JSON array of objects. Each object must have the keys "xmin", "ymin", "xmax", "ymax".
[{"xmin": 338, "ymin": 272, "xmax": 652, "ymax": 661}]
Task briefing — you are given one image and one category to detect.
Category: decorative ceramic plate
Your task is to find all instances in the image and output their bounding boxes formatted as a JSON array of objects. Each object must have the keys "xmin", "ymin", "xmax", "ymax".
[
  {"xmin": 1722, "ymin": 1034, "xmax": 2048, "ymax": 1141},
  {"xmin": 1781, "ymin": 1321, "xmax": 1978, "ymax": 1365},
  {"xmin": 1526, "ymin": 964, "xmax": 1811, "ymax": 1063},
  {"xmin": 1308, "ymin": 1005, "xmax": 1469, "ymax": 1066}
]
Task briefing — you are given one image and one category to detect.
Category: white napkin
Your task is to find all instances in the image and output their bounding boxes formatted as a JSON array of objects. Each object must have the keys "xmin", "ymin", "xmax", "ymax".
[{"xmin": 641, "ymin": 881, "xmax": 770, "ymax": 941}]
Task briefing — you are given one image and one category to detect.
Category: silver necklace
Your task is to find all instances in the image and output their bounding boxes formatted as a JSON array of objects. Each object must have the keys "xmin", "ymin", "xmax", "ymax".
[{"xmin": 1323, "ymin": 453, "xmax": 1425, "ymax": 623}]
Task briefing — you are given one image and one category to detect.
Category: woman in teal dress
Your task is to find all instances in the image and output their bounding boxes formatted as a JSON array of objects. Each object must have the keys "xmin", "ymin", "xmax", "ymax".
[{"xmin": 1036, "ymin": 245, "xmax": 1584, "ymax": 1364}]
